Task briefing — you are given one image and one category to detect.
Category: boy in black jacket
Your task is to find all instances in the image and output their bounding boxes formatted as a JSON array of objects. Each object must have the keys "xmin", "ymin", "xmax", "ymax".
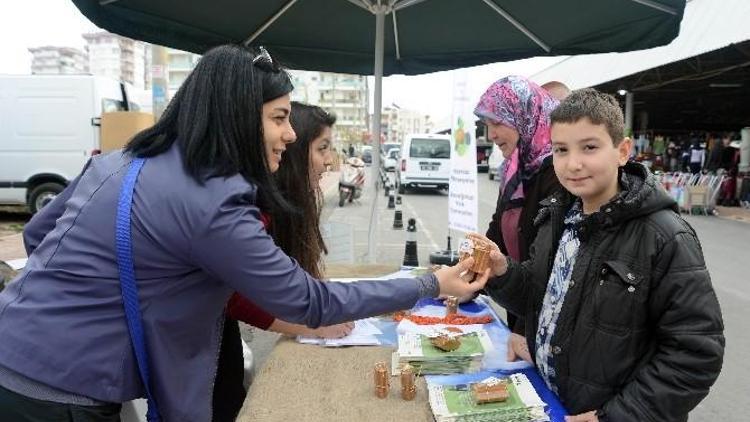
[{"xmin": 479, "ymin": 89, "xmax": 724, "ymax": 422}]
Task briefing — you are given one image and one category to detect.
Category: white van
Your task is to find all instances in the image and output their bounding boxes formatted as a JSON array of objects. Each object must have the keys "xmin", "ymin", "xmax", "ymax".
[
  {"xmin": 0, "ymin": 75, "xmax": 137, "ymax": 212},
  {"xmin": 396, "ymin": 134, "xmax": 451, "ymax": 193}
]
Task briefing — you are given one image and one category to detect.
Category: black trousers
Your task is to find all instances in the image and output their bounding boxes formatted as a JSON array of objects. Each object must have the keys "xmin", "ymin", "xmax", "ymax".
[
  {"xmin": 0, "ymin": 385, "xmax": 121, "ymax": 422},
  {"xmin": 211, "ymin": 318, "xmax": 247, "ymax": 422}
]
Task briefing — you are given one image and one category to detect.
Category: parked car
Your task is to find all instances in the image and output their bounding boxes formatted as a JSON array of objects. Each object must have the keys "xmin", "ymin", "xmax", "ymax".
[
  {"xmin": 380, "ymin": 142, "xmax": 400, "ymax": 160},
  {"xmin": 396, "ymin": 134, "xmax": 450, "ymax": 193},
  {"xmin": 361, "ymin": 145, "xmax": 373, "ymax": 164},
  {"xmin": 488, "ymin": 144, "xmax": 505, "ymax": 181},
  {"xmin": 476, "ymin": 138, "xmax": 493, "ymax": 173},
  {"xmin": 383, "ymin": 148, "xmax": 400, "ymax": 171},
  {"xmin": 0, "ymin": 75, "xmax": 140, "ymax": 213}
]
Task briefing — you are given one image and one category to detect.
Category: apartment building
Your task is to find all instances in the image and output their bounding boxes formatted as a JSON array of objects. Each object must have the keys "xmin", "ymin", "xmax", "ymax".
[
  {"xmin": 83, "ymin": 31, "xmax": 149, "ymax": 90},
  {"xmin": 28, "ymin": 46, "xmax": 88, "ymax": 75}
]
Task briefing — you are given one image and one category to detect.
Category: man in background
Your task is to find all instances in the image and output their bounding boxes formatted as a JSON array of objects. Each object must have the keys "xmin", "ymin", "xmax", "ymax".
[{"xmin": 541, "ymin": 80, "xmax": 571, "ymax": 101}]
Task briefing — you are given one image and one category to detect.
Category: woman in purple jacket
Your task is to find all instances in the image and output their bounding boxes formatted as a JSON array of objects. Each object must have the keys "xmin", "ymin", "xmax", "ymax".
[{"xmin": 0, "ymin": 45, "xmax": 488, "ymax": 421}]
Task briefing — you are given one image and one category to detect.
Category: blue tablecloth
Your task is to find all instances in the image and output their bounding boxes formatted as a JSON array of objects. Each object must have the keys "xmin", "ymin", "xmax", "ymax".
[
  {"xmin": 375, "ymin": 296, "xmax": 532, "ymax": 372},
  {"xmin": 384, "ymin": 294, "xmax": 567, "ymax": 421},
  {"xmin": 336, "ymin": 266, "xmax": 568, "ymax": 420},
  {"xmin": 415, "ymin": 297, "xmax": 567, "ymax": 421}
]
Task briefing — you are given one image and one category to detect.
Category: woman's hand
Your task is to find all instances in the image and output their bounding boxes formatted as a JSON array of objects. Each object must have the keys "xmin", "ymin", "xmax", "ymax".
[
  {"xmin": 311, "ymin": 322, "xmax": 354, "ymax": 339},
  {"xmin": 434, "ymin": 258, "xmax": 490, "ymax": 298},
  {"xmin": 465, "ymin": 232, "xmax": 508, "ymax": 276}
]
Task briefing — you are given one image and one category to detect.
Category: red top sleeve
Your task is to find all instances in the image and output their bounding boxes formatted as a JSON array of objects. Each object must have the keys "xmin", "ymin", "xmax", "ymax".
[
  {"xmin": 224, "ymin": 211, "xmax": 276, "ymax": 330},
  {"xmin": 226, "ymin": 292, "xmax": 275, "ymax": 330}
]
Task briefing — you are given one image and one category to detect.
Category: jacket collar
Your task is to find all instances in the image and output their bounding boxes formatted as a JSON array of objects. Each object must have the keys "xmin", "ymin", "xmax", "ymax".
[{"xmin": 534, "ymin": 162, "xmax": 677, "ymax": 240}]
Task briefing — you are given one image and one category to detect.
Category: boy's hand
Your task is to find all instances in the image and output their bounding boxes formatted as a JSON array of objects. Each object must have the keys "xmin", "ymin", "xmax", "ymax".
[
  {"xmin": 507, "ymin": 333, "xmax": 533, "ymax": 363},
  {"xmin": 465, "ymin": 232, "xmax": 508, "ymax": 276},
  {"xmin": 434, "ymin": 258, "xmax": 490, "ymax": 298},
  {"xmin": 565, "ymin": 411, "xmax": 598, "ymax": 422},
  {"xmin": 489, "ymin": 250, "xmax": 509, "ymax": 277}
]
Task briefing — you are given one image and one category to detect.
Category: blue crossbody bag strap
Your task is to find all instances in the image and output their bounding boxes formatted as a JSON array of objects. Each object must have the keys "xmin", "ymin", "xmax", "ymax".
[{"xmin": 115, "ymin": 157, "xmax": 161, "ymax": 422}]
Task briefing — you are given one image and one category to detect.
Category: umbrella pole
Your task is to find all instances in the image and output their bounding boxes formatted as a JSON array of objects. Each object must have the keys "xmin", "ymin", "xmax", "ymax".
[{"xmin": 367, "ymin": 8, "xmax": 386, "ymax": 264}]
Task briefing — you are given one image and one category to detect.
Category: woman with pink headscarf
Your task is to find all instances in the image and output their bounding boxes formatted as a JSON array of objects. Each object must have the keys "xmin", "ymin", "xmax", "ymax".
[{"xmin": 474, "ymin": 76, "xmax": 561, "ymax": 362}]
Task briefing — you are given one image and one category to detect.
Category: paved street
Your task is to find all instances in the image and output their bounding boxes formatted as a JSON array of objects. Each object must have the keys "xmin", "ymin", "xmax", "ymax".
[
  {"xmin": 684, "ymin": 215, "xmax": 748, "ymax": 421},
  {"xmin": 319, "ymin": 166, "xmax": 499, "ymax": 266}
]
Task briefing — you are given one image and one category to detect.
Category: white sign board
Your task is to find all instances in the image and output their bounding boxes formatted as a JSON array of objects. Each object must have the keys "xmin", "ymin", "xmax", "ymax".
[{"xmin": 448, "ymin": 69, "xmax": 478, "ymax": 234}]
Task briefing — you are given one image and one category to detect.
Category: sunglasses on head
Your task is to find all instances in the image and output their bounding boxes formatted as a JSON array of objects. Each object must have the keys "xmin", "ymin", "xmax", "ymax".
[{"xmin": 252, "ymin": 46, "xmax": 280, "ymax": 72}]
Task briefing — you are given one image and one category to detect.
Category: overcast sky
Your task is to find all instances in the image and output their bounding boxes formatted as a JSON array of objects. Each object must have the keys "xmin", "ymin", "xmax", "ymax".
[{"xmin": 0, "ymin": 1, "xmax": 565, "ymax": 123}]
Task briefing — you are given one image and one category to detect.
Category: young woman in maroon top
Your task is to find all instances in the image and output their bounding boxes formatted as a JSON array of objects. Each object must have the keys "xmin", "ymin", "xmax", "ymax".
[{"xmin": 212, "ymin": 102, "xmax": 352, "ymax": 421}]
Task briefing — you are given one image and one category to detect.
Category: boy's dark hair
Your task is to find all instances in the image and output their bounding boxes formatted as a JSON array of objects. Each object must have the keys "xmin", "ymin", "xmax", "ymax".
[
  {"xmin": 551, "ymin": 88, "xmax": 625, "ymax": 146},
  {"xmin": 126, "ymin": 44, "xmax": 295, "ymax": 214},
  {"xmin": 271, "ymin": 102, "xmax": 336, "ymax": 279}
]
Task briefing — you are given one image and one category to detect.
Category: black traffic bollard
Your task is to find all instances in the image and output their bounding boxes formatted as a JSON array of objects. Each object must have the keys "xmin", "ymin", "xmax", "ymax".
[
  {"xmin": 396, "ymin": 195, "xmax": 402, "ymax": 205},
  {"xmin": 393, "ymin": 210, "xmax": 403, "ymax": 229},
  {"xmin": 384, "ymin": 184, "xmax": 391, "ymax": 197},
  {"xmin": 387, "ymin": 192, "xmax": 395, "ymax": 209},
  {"xmin": 403, "ymin": 218, "xmax": 419, "ymax": 267},
  {"xmin": 429, "ymin": 235, "xmax": 459, "ymax": 266}
]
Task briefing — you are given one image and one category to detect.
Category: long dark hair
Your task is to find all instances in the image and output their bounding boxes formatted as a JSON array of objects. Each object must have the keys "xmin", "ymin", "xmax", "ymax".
[
  {"xmin": 125, "ymin": 44, "xmax": 295, "ymax": 214},
  {"xmin": 271, "ymin": 102, "xmax": 336, "ymax": 278}
]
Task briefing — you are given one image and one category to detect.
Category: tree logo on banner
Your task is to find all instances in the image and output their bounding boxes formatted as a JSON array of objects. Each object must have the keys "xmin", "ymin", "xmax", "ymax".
[{"xmin": 453, "ymin": 116, "xmax": 472, "ymax": 157}]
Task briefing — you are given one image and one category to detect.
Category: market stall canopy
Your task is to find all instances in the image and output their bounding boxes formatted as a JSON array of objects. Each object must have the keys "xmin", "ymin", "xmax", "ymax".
[
  {"xmin": 73, "ymin": 0, "xmax": 686, "ymax": 76},
  {"xmin": 531, "ymin": 0, "xmax": 749, "ymax": 90},
  {"xmin": 531, "ymin": 0, "xmax": 750, "ymax": 131}
]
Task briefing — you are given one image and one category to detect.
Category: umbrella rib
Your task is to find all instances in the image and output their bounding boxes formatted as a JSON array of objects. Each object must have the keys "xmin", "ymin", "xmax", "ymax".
[
  {"xmin": 628, "ymin": 0, "xmax": 677, "ymax": 15},
  {"xmin": 393, "ymin": 0, "xmax": 432, "ymax": 12},
  {"xmin": 346, "ymin": 0, "xmax": 374, "ymax": 12},
  {"xmin": 392, "ymin": 11, "xmax": 401, "ymax": 60},
  {"xmin": 481, "ymin": 0, "xmax": 550, "ymax": 53},
  {"xmin": 99, "ymin": 0, "xmax": 121, "ymax": 5},
  {"xmin": 244, "ymin": 0, "xmax": 299, "ymax": 45}
]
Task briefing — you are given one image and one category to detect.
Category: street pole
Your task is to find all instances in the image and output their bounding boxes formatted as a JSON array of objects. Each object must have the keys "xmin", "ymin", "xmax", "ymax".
[
  {"xmin": 151, "ymin": 45, "xmax": 169, "ymax": 119},
  {"xmin": 367, "ymin": 7, "xmax": 385, "ymax": 264},
  {"xmin": 625, "ymin": 92, "xmax": 634, "ymax": 137}
]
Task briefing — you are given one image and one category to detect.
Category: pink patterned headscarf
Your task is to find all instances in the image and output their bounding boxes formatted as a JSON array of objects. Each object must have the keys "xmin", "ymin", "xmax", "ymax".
[{"xmin": 474, "ymin": 76, "xmax": 558, "ymax": 259}]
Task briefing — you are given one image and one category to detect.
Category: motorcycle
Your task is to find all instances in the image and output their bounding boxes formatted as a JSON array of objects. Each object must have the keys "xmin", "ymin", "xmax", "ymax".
[{"xmin": 338, "ymin": 157, "xmax": 365, "ymax": 207}]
